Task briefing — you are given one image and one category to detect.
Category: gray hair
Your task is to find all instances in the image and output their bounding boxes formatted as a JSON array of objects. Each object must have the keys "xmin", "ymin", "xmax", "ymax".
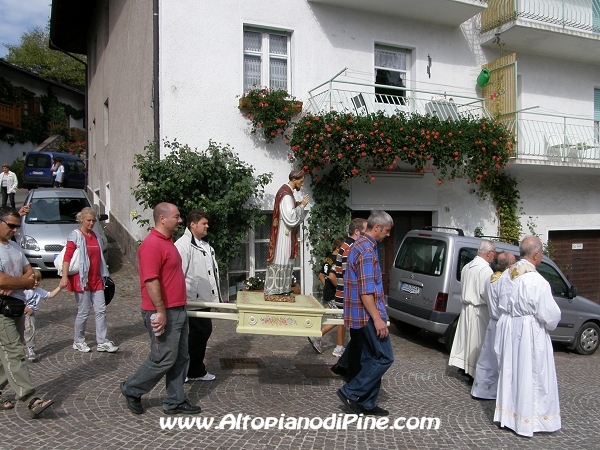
[
  {"xmin": 478, "ymin": 240, "xmax": 496, "ymax": 254},
  {"xmin": 520, "ymin": 235, "xmax": 542, "ymax": 258},
  {"xmin": 0, "ymin": 207, "xmax": 19, "ymax": 221},
  {"xmin": 366, "ymin": 210, "xmax": 393, "ymax": 230}
]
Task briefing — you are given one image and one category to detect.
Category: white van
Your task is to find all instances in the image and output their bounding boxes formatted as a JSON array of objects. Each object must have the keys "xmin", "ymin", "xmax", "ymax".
[{"xmin": 386, "ymin": 227, "xmax": 600, "ymax": 355}]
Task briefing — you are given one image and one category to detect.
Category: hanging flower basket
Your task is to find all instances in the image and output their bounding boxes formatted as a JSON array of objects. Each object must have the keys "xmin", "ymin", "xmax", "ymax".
[{"xmin": 238, "ymin": 88, "xmax": 302, "ymax": 143}]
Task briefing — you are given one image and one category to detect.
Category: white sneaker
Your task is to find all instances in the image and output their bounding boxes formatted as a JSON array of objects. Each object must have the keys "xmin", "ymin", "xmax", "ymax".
[
  {"xmin": 332, "ymin": 345, "xmax": 345, "ymax": 358},
  {"xmin": 186, "ymin": 373, "xmax": 216, "ymax": 382},
  {"xmin": 308, "ymin": 336, "xmax": 323, "ymax": 354},
  {"xmin": 26, "ymin": 347, "xmax": 38, "ymax": 362},
  {"xmin": 97, "ymin": 341, "xmax": 119, "ymax": 353},
  {"xmin": 73, "ymin": 342, "xmax": 91, "ymax": 353}
]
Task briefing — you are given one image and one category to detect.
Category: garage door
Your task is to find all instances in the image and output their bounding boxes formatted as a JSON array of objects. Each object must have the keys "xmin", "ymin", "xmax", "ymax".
[{"xmin": 548, "ymin": 230, "xmax": 600, "ymax": 304}]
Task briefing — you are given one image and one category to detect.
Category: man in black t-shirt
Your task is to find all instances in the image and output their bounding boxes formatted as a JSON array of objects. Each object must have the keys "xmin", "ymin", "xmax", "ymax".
[{"xmin": 308, "ymin": 238, "xmax": 344, "ymax": 355}]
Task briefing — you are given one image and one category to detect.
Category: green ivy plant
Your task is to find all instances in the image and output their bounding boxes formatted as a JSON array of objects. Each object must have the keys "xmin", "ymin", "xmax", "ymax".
[
  {"xmin": 132, "ymin": 139, "xmax": 273, "ymax": 270},
  {"xmin": 239, "ymin": 87, "xmax": 299, "ymax": 144}
]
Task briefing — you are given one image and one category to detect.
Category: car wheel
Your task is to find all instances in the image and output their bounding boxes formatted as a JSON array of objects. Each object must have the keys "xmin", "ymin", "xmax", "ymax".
[
  {"xmin": 391, "ymin": 319, "xmax": 421, "ymax": 335},
  {"xmin": 574, "ymin": 322, "xmax": 600, "ymax": 355},
  {"xmin": 444, "ymin": 318, "xmax": 458, "ymax": 353}
]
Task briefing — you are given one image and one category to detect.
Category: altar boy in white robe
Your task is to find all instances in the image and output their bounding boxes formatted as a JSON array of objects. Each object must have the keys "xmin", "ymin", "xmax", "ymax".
[
  {"xmin": 471, "ymin": 251, "xmax": 515, "ymax": 399},
  {"xmin": 494, "ymin": 236, "xmax": 561, "ymax": 438}
]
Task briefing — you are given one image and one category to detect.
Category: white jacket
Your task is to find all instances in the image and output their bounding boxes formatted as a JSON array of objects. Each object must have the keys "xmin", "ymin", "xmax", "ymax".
[
  {"xmin": 174, "ymin": 227, "xmax": 220, "ymax": 303},
  {"xmin": 1, "ymin": 171, "xmax": 18, "ymax": 194}
]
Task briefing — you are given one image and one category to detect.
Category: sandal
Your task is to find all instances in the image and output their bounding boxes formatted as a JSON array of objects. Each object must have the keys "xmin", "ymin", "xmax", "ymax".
[
  {"xmin": 28, "ymin": 397, "xmax": 53, "ymax": 417},
  {"xmin": 2, "ymin": 399, "xmax": 14, "ymax": 410}
]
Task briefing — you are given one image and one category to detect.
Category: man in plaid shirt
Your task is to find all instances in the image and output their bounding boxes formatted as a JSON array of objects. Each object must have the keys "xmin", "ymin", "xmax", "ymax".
[{"xmin": 337, "ymin": 210, "xmax": 394, "ymax": 417}]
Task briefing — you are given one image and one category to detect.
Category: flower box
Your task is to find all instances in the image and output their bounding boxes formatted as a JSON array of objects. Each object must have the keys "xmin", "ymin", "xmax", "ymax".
[{"xmin": 238, "ymin": 97, "xmax": 302, "ymax": 114}]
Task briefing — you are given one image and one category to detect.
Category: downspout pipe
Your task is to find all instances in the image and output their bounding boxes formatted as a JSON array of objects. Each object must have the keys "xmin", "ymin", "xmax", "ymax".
[{"xmin": 153, "ymin": 0, "xmax": 160, "ymax": 157}]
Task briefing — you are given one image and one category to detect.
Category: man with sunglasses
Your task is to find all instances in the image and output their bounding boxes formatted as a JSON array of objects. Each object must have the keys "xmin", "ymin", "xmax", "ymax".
[{"xmin": 0, "ymin": 207, "xmax": 54, "ymax": 417}]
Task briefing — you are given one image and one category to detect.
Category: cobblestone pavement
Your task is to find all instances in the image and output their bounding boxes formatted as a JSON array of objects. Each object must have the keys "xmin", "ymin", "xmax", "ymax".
[{"xmin": 2, "ymin": 233, "xmax": 600, "ymax": 449}]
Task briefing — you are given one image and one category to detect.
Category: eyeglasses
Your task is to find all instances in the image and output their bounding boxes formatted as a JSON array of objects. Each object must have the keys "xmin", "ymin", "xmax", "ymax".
[{"xmin": 0, "ymin": 218, "xmax": 21, "ymax": 230}]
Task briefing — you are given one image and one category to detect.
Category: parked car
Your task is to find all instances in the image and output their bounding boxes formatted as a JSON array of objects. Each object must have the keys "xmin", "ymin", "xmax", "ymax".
[
  {"xmin": 15, "ymin": 188, "xmax": 108, "ymax": 272},
  {"xmin": 23, "ymin": 151, "xmax": 86, "ymax": 189},
  {"xmin": 386, "ymin": 227, "xmax": 600, "ymax": 355}
]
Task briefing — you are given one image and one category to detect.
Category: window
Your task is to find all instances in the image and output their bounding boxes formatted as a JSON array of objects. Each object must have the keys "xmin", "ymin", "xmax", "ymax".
[
  {"xmin": 394, "ymin": 237, "xmax": 446, "ymax": 277},
  {"xmin": 243, "ymin": 29, "xmax": 290, "ymax": 91},
  {"xmin": 228, "ymin": 213, "xmax": 300, "ymax": 300},
  {"xmin": 375, "ymin": 45, "xmax": 410, "ymax": 105},
  {"xmin": 538, "ymin": 262, "xmax": 569, "ymax": 298}
]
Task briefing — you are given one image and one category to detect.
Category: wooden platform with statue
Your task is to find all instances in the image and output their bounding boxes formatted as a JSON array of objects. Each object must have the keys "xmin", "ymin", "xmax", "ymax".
[{"xmin": 186, "ymin": 290, "xmax": 343, "ymax": 337}]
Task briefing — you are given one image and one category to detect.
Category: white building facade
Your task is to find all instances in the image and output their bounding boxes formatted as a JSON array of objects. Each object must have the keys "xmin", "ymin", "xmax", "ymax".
[{"xmin": 50, "ymin": 0, "xmax": 600, "ymax": 301}]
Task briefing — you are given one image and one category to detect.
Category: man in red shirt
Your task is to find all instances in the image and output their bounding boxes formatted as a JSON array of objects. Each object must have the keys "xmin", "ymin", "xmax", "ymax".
[{"xmin": 120, "ymin": 202, "xmax": 201, "ymax": 415}]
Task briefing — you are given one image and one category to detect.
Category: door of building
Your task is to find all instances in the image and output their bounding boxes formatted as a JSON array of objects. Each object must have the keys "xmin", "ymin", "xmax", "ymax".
[
  {"xmin": 352, "ymin": 211, "xmax": 432, "ymax": 294},
  {"xmin": 548, "ymin": 229, "xmax": 600, "ymax": 304}
]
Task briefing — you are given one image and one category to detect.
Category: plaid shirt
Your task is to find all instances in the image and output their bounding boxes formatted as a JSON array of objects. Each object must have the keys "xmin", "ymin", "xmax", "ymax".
[{"xmin": 344, "ymin": 234, "xmax": 387, "ymax": 329}]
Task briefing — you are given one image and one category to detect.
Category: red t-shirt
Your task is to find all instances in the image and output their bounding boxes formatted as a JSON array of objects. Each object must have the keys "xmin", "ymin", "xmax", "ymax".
[
  {"xmin": 138, "ymin": 228, "xmax": 186, "ymax": 310},
  {"xmin": 65, "ymin": 232, "xmax": 104, "ymax": 292}
]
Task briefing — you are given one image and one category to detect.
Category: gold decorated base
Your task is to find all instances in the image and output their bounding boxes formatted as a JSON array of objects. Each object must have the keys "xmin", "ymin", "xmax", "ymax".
[
  {"xmin": 264, "ymin": 294, "xmax": 296, "ymax": 303},
  {"xmin": 236, "ymin": 291, "xmax": 324, "ymax": 336}
]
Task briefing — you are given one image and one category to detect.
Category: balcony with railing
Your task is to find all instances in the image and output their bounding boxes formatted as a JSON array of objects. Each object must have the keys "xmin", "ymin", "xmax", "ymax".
[
  {"xmin": 0, "ymin": 101, "xmax": 21, "ymax": 130},
  {"xmin": 504, "ymin": 109, "xmax": 600, "ymax": 167},
  {"xmin": 305, "ymin": 69, "xmax": 600, "ymax": 170},
  {"xmin": 480, "ymin": 0, "xmax": 600, "ymax": 63},
  {"xmin": 307, "ymin": 0, "xmax": 487, "ymax": 27},
  {"xmin": 306, "ymin": 68, "xmax": 490, "ymax": 121}
]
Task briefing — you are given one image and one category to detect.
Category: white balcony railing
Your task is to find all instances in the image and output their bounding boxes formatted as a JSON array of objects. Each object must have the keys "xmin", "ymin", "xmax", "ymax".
[
  {"xmin": 482, "ymin": 0, "xmax": 600, "ymax": 34},
  {"xmin": 506, "ymin": 109, "xmax": 600, "ymax": 163},
  {"xmin": 306, "ymin": 68, "xmax": 491, "ymax": 121},
  {"xmin": 306, "ymin": 69, "xmax": 600, "ymax": 166}
]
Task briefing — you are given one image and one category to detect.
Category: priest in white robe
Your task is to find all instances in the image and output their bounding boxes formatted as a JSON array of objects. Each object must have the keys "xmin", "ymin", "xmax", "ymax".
[
  {"xmin": 494, "ymin": 236, "xmax": 561, "ymax": 437},
  {"xmin": 264, "ymin": 170, "xmax": 309, "ymax": 296},
  {"xmin": 448, "ymin": 240, "xmax": 496, "ymax": 379},
  {"xmin": 471, "ymin": 251, "xmax": 515, "ymax": 399}
]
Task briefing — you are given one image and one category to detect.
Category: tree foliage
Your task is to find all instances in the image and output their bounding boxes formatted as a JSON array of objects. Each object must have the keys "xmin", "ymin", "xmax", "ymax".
[
  {"xmin": 132, "ymin": 140, "xmax": 273, "ymax": 270},
  {"xmin": 3, "ymin": 26, "xmax": 86, "ymax": 90}
]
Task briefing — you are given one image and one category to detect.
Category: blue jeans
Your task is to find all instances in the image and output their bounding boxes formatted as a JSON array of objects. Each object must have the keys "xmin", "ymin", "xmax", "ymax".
[
  {"xmin": 340, "ymin": 319, "xmax": 394, "ymax": 410},
  {"xmin": 122, "ymin": 307, "xmax": 189, "ymax": 410}
]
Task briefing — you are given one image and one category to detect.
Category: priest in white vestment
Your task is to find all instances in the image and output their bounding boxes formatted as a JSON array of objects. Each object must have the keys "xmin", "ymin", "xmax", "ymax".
[
  {"xmin": 494, "ymin": 236, "xmax": 561, "ymax": 437},
  {"xmin": 448, "ymin": 240, "xmax": 496, "ymax": 379},
  {"xmin": 471, "ymin": 251, "xmax": 515, "ymax": 399},
  {"xmin": 264, "ymin": 170, "xmax": 309, "ymax": 296}
]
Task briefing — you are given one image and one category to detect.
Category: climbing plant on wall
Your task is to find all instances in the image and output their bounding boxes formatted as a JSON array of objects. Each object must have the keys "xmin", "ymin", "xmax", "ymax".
[{"xmin": 287, "ymin": 110, "xmax": 520, "ymax": 264}]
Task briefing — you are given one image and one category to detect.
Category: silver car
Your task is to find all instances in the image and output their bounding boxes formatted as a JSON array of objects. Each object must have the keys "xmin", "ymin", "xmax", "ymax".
[
  {"xmin": 15, "ymin": 188, "xmax": 108, "ymax": 271},
  {"xmin": 387, "ymin": 228, "xmax": 600, "ymax": 355}
]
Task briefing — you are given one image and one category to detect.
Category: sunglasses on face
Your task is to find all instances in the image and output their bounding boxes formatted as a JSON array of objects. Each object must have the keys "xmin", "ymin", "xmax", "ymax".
[{"xmin": 0, "ymin": 218, "xmax": 21, "ymax": 230}]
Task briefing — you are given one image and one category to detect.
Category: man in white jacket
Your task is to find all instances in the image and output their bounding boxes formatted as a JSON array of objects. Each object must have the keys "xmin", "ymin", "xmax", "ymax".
[{"xmin": 174, "ymin": 210, "xmax": 219, "ymax": 382}]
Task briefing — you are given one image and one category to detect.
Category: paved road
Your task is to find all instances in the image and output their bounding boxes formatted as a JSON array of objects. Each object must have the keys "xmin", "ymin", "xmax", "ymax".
[{"xmin": 2, "ymin": 192, "xmax": 599, "ymax": 449}]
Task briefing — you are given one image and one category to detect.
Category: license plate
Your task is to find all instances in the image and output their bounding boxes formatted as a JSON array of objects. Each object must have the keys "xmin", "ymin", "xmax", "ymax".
[
  {"xmin": 401, "ymin": 282, "xmax": 421, "ymax": 295},
  {"xmin": 32, "ymin": 171, "xmax": 44, "ymax": 175},
  {"xmin": 54, "ymin": 254, "xmax": 59, "ymax": 260}
]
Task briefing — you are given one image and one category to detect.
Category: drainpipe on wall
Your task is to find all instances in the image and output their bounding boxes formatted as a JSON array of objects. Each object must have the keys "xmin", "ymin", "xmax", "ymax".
[{"xmin": 153, "ymin": 0, "xmax": 160, "ymax": 157}]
